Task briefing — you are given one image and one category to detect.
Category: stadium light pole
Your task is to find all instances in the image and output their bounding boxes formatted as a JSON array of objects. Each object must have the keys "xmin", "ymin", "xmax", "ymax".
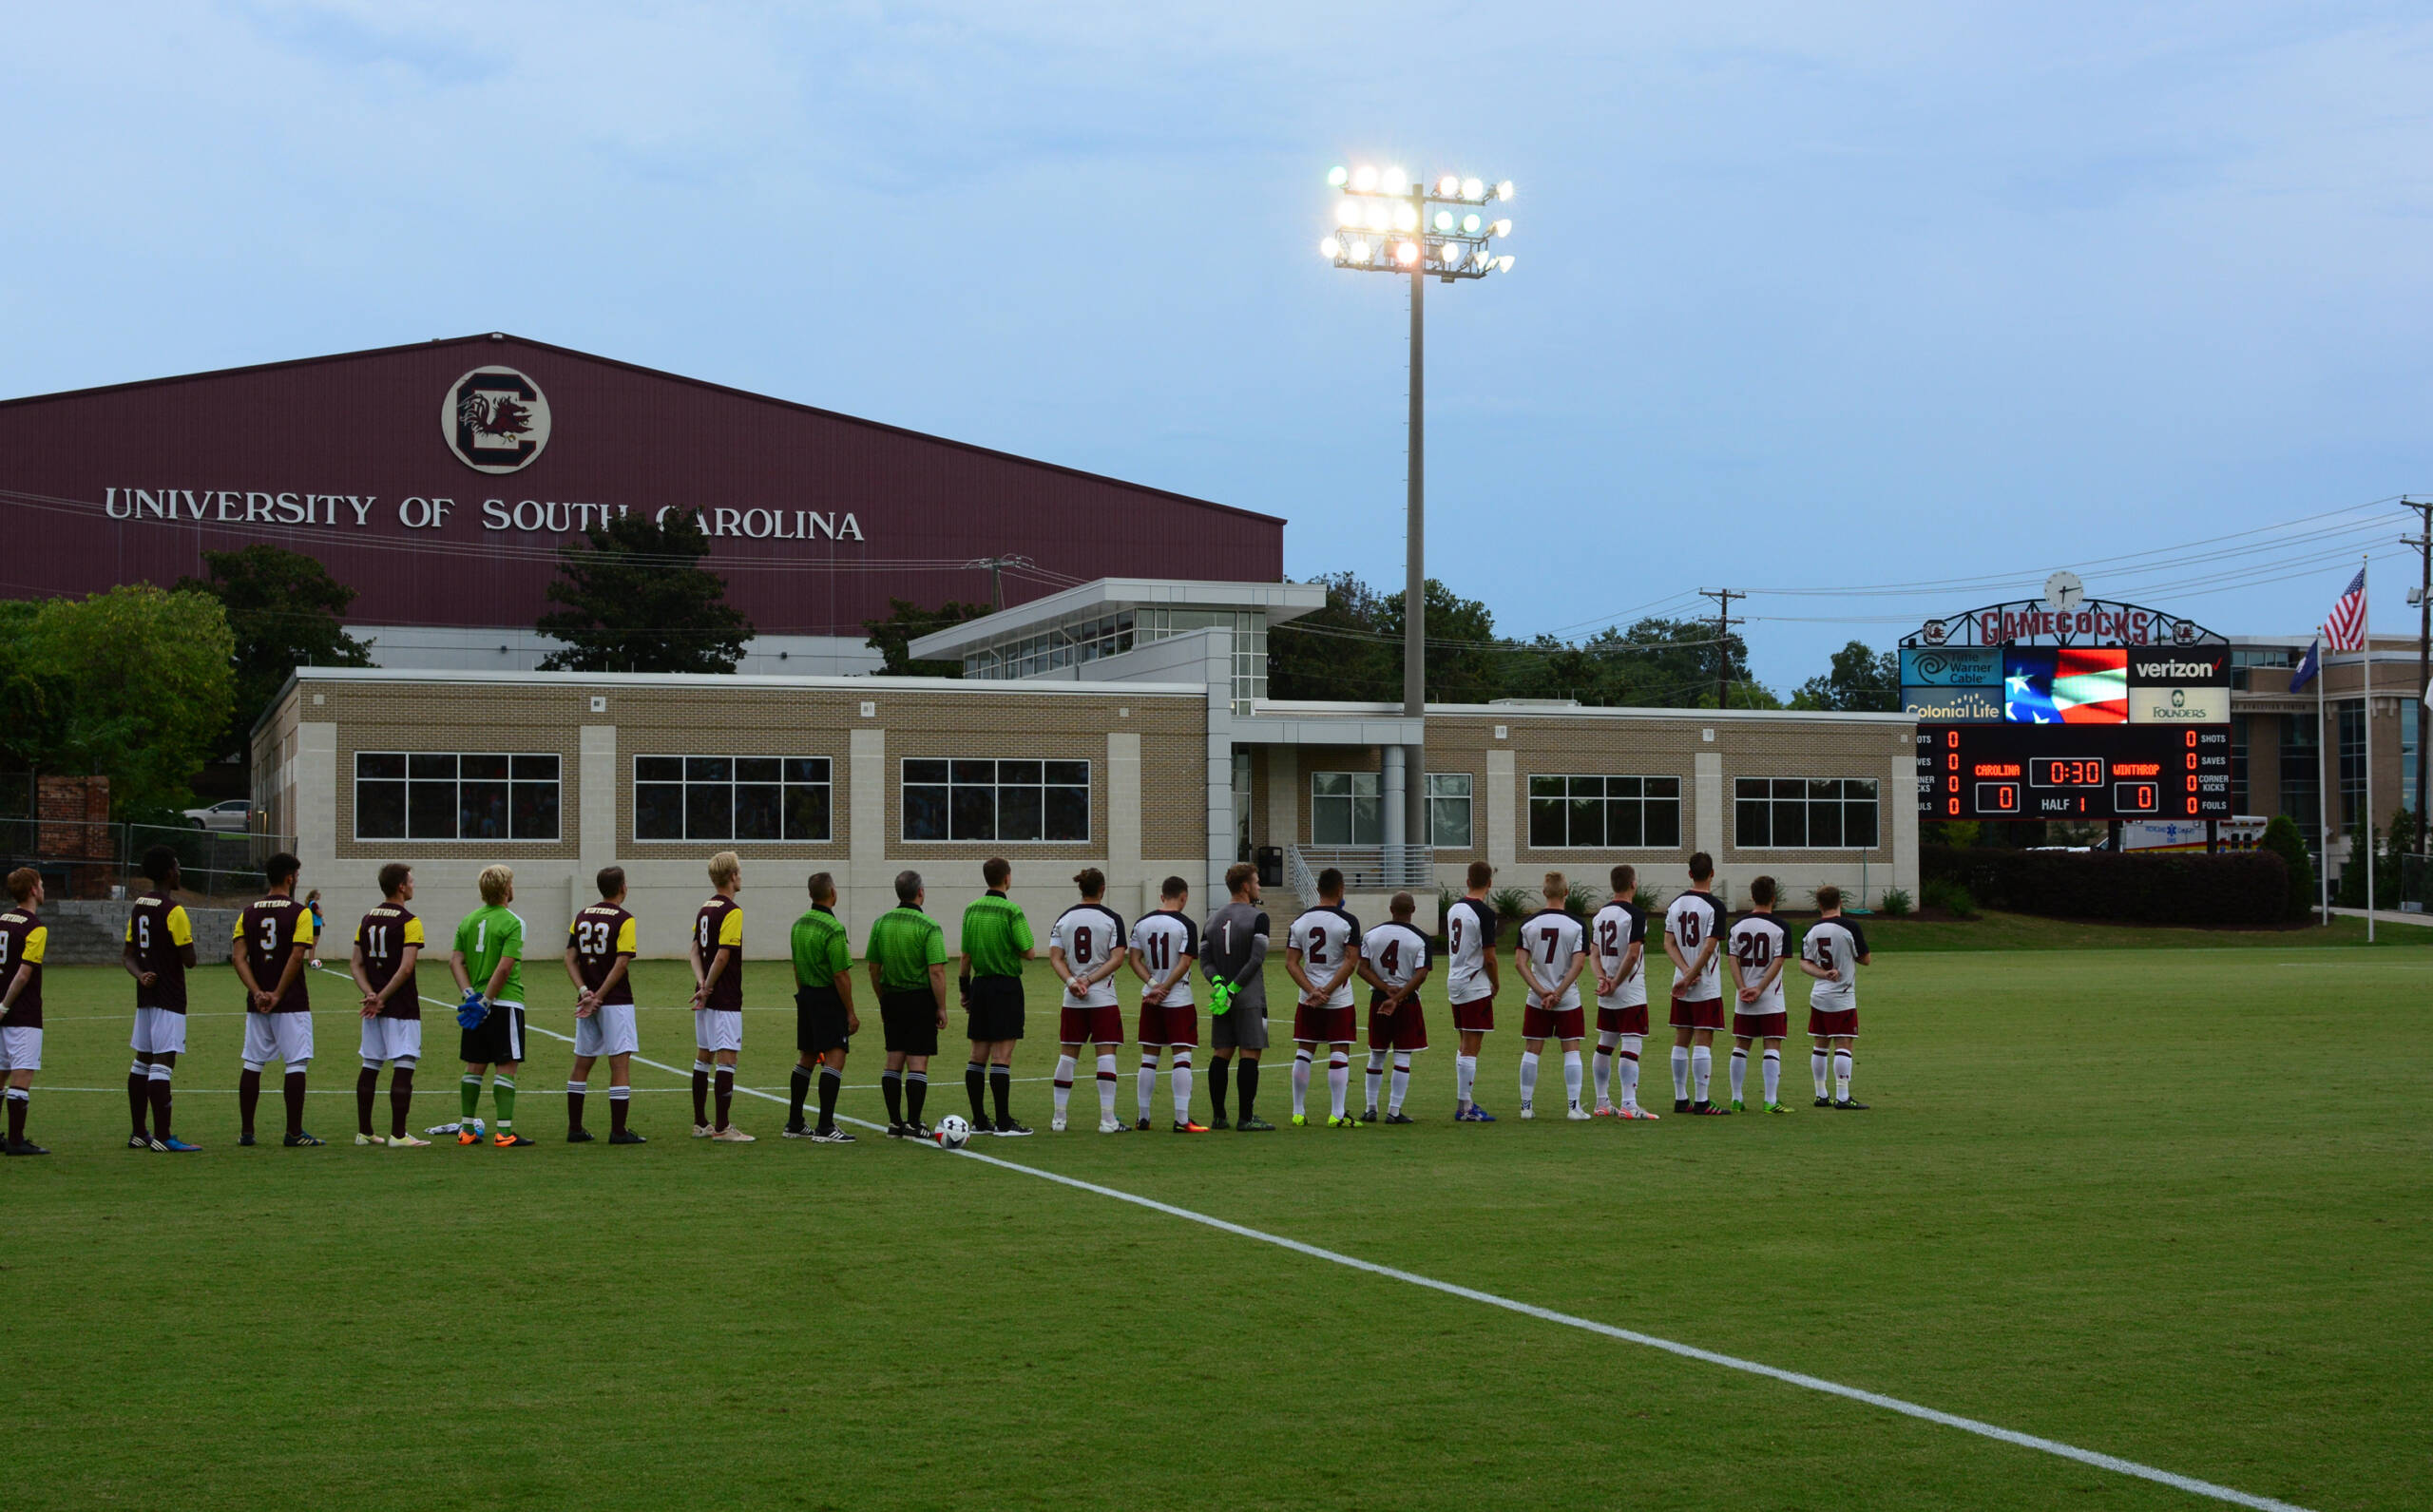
[{"xmin": 1318, "ymin": 163, "xmax": 1517, "ymax": 867}]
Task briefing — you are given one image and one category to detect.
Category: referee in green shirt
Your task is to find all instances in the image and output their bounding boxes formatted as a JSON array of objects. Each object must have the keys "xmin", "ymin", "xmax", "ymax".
[
  {"xmin": 866, "ymin": 870, "xmax": 949, "ymax": 1139},
  {"xmin": 786, "ymin": 871, "xmax": 859, "ymax": 1142},
  {"xmin": 957, "ymin": 857, "xmax": 1036, "ymax": 1136}
]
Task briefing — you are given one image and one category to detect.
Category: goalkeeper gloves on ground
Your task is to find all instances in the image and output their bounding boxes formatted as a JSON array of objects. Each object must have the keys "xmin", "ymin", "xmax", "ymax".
[{"xmin": 455, "ymin": 990, "xmax": 489, "ymax": 1029}]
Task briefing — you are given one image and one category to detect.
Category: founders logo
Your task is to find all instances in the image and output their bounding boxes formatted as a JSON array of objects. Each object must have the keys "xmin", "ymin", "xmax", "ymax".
[{"xmin": 443, "ymin": 368, "xmax": 551, "ymax": 474}]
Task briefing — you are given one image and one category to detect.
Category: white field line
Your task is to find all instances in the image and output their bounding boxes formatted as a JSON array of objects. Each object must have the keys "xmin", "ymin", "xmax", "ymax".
[{"xmin": 322, "ymin": 971, "xmax": 2312, "ymax": 1512}]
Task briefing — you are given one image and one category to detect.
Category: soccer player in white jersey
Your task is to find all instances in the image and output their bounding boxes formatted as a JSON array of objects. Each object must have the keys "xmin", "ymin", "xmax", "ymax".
[
  {"xmin": 1357, "ymin": 891, "xmax": 1432, "ymax": 1123},
  {"xmin": 1726, "ymin": 875, "xmax": 1792, "ymax": 1113},
  {"xmin": 1284, "ymin": 868, "xmax": 1361, "ymax": 1129},
  {"xmin": 1799, "ymin": 885, "xmax": 1870, "ymax": 1109},
  {"xmin": 1664, "ymin": 852, "xmax": 1731, "ymax": 1116},
  {"xmin": 1513, "ymin": 873, "xmax": 1591, "ymax": 1120},
  {"xmin": 1128, "ymin": 876, "xmax": 1209, "ymax": 1133},
  {"xmin": 1048, "ymin": 869, "xmax": 1128, "ymax": 1134},
  {"xmin": 1588, "ymin": 865, "xmax": 1657, "ymax": 1120},
  {"xmin": 1443, "ymin": 859, "xmax": 1502, "ymax": 1121}
]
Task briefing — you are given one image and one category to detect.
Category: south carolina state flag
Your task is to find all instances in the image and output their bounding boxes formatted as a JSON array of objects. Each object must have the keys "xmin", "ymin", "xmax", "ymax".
[{"xmin": 2052, "ymin": 647, "xmax": 2127, "ymax": 723}]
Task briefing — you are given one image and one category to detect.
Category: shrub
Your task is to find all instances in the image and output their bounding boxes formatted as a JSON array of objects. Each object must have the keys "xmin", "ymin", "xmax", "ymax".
[
  {"xmin": 1632, "ymin": 884, "xmax": 1663, "ymax": 914},
  {"xmin": 1488, "ymin": 886, "xmax": 1533, "ymax": 924},
  {"xmin": 1917, "ymin": 849, "xmax": 2289, "ymax": 928},
  {"xmin": 1563, "ymin": 883, "xmax": 1599, "ymax": 920},
  {"xmin": 1876, "ymin": 887, "xmax": 1912, "ymax": 918},
  {"xmin": 1920, "ymin": 877, "xmax": 1979, "ymax": 918},
  {"xmin": 2258, "ymin": 814, "xmax": 2315, "ymax": 921}
]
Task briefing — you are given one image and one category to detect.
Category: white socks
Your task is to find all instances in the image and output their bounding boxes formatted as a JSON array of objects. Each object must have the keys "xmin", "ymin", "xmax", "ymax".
[
  {"xmin": 1327, "ymin": 1055, "xmax": 1350, "ymax": 1119},
  {"xmin": 1096, "ymin": 1052, "xmax": 1118, "ymax": 1122},
  {"xmin": 1518, "ymin": 1051, "xmax": 1540, "ymax": 1109},
  {"xmin": 1812, "ymin": 1049, "xmax": 1831, "ymax": 1100},
  {"xmin": 1761, "ymin": 1049, "xmax": 1781, "ymax": 1105},
  {"xmin": 1592, "ymin": 1034, "xmax": 1617, "ymax": 1105},
  {"xmin": 1455, "ymin": 1053, "xmax": 1478, "ymax": 1110},
  {"xmin": 1138, "ymin": 1058, "xmax": 1157, "ymax": 1122},
  {"xmin": 1053, "ymin": 1053, "xmax": 1076, "ymax": 1121},
  {"xmin": 1292, "ymin": 1050, "xmax": 1313, "ymax": 1117},
  {"xmin": 1389, "ymin": 1053, "xmax": 1411, "ymax": 1115},
  {"xmin": 1729, "ymin": 1048, "xmax": 1748, "ymax": 1103},
  {"xmin": 1172, "ymin": 1055, "xmax": 1193, "ymax": 1121},
  {"xmin": 1834, "ymin": 1050, "xmax": 1853, "ymax": 1101},
  {"xmin": 1365, "ymin": 1050, "xmax": 1387, "ymax": 1112},
  {"xmin": 1617, "ymin": 1047, "xmax": 1640, "ymax": 1109},
  {"xmin": 1561, "ymin": 1049, "xmax": 1583, "ymax": 1109},
  {"xmin": 1671, "ymin": 1045, "xmax": 1690, "ymax": 1101},
  {"xmin": 1692, "ymin": 1044, "xmax": 1712, "ymax": 1101}
]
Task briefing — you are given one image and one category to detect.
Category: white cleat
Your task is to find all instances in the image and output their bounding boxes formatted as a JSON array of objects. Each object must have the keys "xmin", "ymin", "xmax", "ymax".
[
  {"xmin": 1566, "ymin": 1103, "xmax": 1592, "ymax": 1121},
  {"xmin": 1620, "ymin": 1105, "xmax": 1660, "ymax": 1121},
  {"xmin": 692, "ymin": 1122, "xmax": 713, "ymax": 1139},
  {"xmin": 1050, "ymin": 1115, "xmax": 1067, "ymax": 1132},
  {"xmin": 354, "ymin": 1133, "xmax": 384, "ymax": 1146},
  {"xmin": 710, "ymin": 1125, "xmax": 757, "ymax": 1142},
  {"xmin": 1097, "ymin": 1118, "xmax": 1128, "ymax": 1134},
  {"xmin": 1519, "ymin": 1103, "xmax": 1535, "ymax": 1120},
  {"xmin": 386, "ymin": 1132, "xmax": 432, "ymax": 1147}
]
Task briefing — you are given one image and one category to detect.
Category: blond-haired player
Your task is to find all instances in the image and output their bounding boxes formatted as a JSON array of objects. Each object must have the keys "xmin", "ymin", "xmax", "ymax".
[
  {"xmin": 689, "ymin": 851, "xmax": 752, "ymax": 1141},
  {"xmin": 450, "ymin": 865, "xmax": 533, "ymax": 1147}
]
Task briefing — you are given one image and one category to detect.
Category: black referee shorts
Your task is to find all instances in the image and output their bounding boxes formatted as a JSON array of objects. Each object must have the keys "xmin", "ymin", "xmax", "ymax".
[
  {"xmin": 796, "ymin": 986, "xmax": 851, "ymax": 1057},
  {"xmin": 880, "ymin": 987, "xmax": 941, "ymax": 1058},
  {"xmin": 964, "ymin": 974, "xmax": 1025, "ymax": 1043}
]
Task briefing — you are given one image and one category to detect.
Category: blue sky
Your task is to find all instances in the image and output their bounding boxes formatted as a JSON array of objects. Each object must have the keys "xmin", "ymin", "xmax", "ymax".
[{"xmin": 6, "ymin": 2, "xmax": 2430, "ymax": 690}]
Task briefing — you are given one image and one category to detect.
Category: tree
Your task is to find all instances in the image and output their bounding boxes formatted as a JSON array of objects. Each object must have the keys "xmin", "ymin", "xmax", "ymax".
[
  {"xmin": 2, "ymin": 586, "xmax": 235, "ymax": 813},
  {"xmin": 536, "ymin": 512, "xmax": 752, "ymax": 673},
  {"xmin": 862, "ymin": 598, "xmax": 990, "ymax": 677},
  {"xmin": 1268, "ymin": 572, "xmax": 1397, "ymax": 701},
  {"xmin": 177, "ymin": 544, "xmax": 373, "ymax": 757},
  {"xmin": 2259, "ymin": 813, "xmax": 2316, "ymax": 921},
  {"xmin": 1793, "ymin": 641, "xmax": 1901, "ymax": 712}
]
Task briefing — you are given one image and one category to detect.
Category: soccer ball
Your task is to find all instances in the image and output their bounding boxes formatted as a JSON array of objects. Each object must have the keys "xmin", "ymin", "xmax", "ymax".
[{"xmin": 936, "ymin": 1115, "xmax": 971, "ymax": 1149}]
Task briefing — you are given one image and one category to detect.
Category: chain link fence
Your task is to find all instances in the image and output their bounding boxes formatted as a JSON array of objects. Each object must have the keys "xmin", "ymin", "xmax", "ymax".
[{"xmin": 0, "ymin": 817, "xmax": 297, "ymax": 904}]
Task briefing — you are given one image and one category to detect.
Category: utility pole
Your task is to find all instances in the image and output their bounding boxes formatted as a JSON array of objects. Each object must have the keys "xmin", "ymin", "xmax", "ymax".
[
  {"xmin": 2406, "ymin": 501, "xmax": 2433, "ymax": 858},
  {"xmin": 1698, "ymin": 587, "xmax": 1744, "ymax": 709},
  {"xmin": 961, "ymin": 554, "xmax": 1035, "ymax": 612}
]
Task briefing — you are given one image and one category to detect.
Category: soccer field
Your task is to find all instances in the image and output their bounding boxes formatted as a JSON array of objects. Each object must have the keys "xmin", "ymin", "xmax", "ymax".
[{"xmin": 4, "ymin": 939, "xmax": 2425, "ymax": 1511}]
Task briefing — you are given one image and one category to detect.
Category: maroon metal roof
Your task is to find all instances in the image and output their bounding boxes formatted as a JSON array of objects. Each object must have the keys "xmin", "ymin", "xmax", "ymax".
[{"xmin": 0, "ymin": 334, "xmax": 1284, "ymax": 636}]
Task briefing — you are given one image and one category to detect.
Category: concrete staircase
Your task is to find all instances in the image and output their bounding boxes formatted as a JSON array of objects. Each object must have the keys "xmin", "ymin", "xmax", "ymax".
[{"xmin": 39, "ymin": 900, "xmax": 239, "ymax": 966}]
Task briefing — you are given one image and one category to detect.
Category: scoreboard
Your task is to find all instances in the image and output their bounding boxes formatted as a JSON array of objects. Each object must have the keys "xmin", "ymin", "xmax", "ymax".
[{"xmin": 1916, "ymin": 723, "xmax": 2232, "ymax": 821}]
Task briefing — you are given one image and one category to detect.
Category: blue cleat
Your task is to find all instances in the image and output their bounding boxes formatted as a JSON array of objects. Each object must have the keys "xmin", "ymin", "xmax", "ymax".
[
  {"xmin": 159, "ymin": 1137, "xmax": 202, "ymax": 1152},
  {"xmin": 1457, "ymin": 1103, "xmax": 1498, "ymax": 1122}
]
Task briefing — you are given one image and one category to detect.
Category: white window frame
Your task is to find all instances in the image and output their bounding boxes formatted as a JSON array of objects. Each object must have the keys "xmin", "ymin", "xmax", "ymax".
[
  {"xmin": 900, "ymin": 757, "xmax": 1092, "ymax": 843},
  {"xmin": 1733, "ymin": 776, "xmax": 1881, "ymax": 850},
  {"xmin": 354, "ymin": 751, "xmax": 561, "ymax": 843},
  {"xmin": 632, "ymin": 756, "xmax": 833, "ymax": 844},
  {"xmin": 1425, "ymin": 773, "xmax": 1473, "ymax": 848},
  {"xmin": 1311, "ymin": 771, "xmax": 1382, "ymax": 846}
]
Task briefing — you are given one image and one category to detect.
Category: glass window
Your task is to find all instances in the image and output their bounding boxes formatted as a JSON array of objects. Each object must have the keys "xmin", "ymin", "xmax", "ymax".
[
  {"xmin": 1734, "ymin": 776, "xmax": 1878, "ymax": 849},
  {"xmin": 2280, "ymin": 713, "xmax": 2321, "ymax": 850},
  {"xmin": 355, "ymin": 752, "xmax": 560, "ymax": 841},
  {"xmin": 1528, "ymin": 775, "xmax": 1682, "ymax": 849},
  {"xmin": 2338, "ymin": 701, "xmax": 2366, "ymax": 832},
  {"xmin": 1312, "ymin": 771, "xmax": 1381, "ymax": 846},
  {"xmin": 901, "ymin": 758, "xmax": 1089, "ymax": 842},
  {"xmin": 634, "ymin": 756, "xmax": 832, "ymax": 842},
  {"xmin": 1425, "ymin": 773, "xmax": 1472, "ymax": 849}
]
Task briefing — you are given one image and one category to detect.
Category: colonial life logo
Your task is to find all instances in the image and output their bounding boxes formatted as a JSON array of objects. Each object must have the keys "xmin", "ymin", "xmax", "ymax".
[{"xmin": 443, "ymin": 367, "xmax": 551, "ymax": 474}]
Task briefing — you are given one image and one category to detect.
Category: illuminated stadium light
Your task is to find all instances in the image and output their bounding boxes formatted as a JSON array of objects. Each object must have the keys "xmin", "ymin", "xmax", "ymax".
[{"xmin": 1310, "ymin": 156, "xmax": 1523, "ymax": 856}]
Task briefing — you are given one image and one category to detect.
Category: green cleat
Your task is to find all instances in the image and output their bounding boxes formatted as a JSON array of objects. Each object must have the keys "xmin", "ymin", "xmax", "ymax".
[
  {"xmin": 1236, "ymin": 1116, "xmax": 1276, "ymax": 1131},
  {"xmin": 1290, "ymin": 1113, "xmax": 1308, "ymax": 1126},
  {"xmin": 1765, "ymin": 1102, "xmax": 1792, "ymax": 1114},
  {"xmin": 1328, "ymin": 1115, "xmax": 1359, "ymax": 1129},
  {"xmin": 1730, "ymin": 1099, "xmax": 1747, "ymax": 1113}
]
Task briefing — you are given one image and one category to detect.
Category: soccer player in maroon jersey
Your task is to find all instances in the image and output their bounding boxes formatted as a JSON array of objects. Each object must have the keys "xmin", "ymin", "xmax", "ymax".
[
  {"xmin": 689, "ymin": 852, "xmax": 751, "ymax": 1140},
  {"xmin": 0, "ymin": 869, "xmax": 49, "ymax": 1155},
  {"xmin": 350, "ymin": 863, "xmax": 429, "ymax": 1146},
  {"xmin": 123, "ymin": 845, "xmax": 200, "ymax": 1151},
  {"xmin": 232, "ymin": 852, "xmax": 322, "ymax": 1146}
]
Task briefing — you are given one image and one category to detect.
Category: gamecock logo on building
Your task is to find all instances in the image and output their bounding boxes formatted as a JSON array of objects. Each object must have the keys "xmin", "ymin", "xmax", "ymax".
[{"xmin": 443, "ymin": 368, "xmax": 551, "ymax": 474}]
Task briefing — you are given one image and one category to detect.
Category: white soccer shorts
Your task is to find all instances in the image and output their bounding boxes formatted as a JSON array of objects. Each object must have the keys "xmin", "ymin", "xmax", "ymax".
[
  {"xmin": 0, "ymin": 1025, "xmax": 42, "ymax": 1073},
  {"xmin": 575, "ymin": 1003, "xmax": 640, "ymax": 1059},
  {"xmin": 130, "ymin": 1006, "xmax": 188, "ymax": 1056},
  {"xmin": 241, "ymin": 1012, "xmax": 315, "ymax": 1070},
  {"xmin": 694, "ymin": 1007, "xmax": 743, "ymax": 1054},
  {"xmin": 358, "ymin": 1016, "xmax": 423, "ymax": 1066}
]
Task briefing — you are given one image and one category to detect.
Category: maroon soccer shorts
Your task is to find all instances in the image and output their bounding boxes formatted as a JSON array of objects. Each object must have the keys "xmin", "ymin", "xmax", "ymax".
[
  {"xmin": 1367, "ymin": 993, "xmax": 1428, "ymax": 1052},
  {"xmin": 1450, "ymin": 995, "xmax": 1495, "ymax": 1034},
  {"xmin": 1596, "ymin": 1004, "xmax": 1650, "ymax": 1036},
  {"xmin": 1734, "ymin": 1010, "xmax": 1789, "ymax": 1040},
  {"xmin": 1521, "ymin": 1004, "xmax": 1586, "ymax": 1042},
  {"xmin": 1059, "ymin": 1005, "xmax": 1124, "ymax": 1045},
  {"xmin": 1669, "ymin": 992, "xmax": 1726, "ymax": 1031},
  {"xmin": 1293, "ymin": 1004, "xmax": 1357, "ymax": 1044},
  {"xmin": 1136, "ymin": 1003, "xmax": 1199, "ymax": 1048},
  {"xmin": 1807, "ymin": 1007, "xmax": 1858, "ymax": 1039}
]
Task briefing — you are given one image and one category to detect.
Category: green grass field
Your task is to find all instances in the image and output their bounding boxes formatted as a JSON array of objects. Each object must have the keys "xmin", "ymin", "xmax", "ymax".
[{"xmin": 4, "ymin": 921, "xmax": 2426, "ymax": 1511}]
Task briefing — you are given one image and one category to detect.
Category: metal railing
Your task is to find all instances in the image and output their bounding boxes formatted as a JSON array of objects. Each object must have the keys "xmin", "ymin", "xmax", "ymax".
[
  {"xmin": 1287, "ymin": 844, "xmax": 1435, "ymax": 895},
  {"xmin": 0, "ymin": 818, "xmax": 298, "ymax": 902}
]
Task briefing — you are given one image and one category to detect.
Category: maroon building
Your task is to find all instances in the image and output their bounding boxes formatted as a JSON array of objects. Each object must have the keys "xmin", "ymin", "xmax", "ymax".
[{"xmin": 0, "ymin": 334, "xmax": 1284, "ymax": 664}]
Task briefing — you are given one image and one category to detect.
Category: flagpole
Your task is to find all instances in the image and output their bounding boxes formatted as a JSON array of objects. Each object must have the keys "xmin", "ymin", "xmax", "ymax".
[
  {"xmin": 2318, "ymin": 626, "xmax": 2330, "ymax": 928},
  {"xmin": 2364, "ymin": 554, "xmax": 2375, "ymax": 943}
]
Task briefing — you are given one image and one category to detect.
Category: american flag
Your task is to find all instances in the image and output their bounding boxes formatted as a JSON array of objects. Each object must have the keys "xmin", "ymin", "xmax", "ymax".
[{"xmin": 2324, "ymin": 565, "xmax": 2367, "ymax": 652}]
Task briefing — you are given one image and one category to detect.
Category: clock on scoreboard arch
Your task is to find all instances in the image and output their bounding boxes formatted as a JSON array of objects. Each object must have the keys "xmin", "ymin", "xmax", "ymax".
[{"xmin": 1915, "ymin": 722, "xmax": 2231, "ymax": 821}]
